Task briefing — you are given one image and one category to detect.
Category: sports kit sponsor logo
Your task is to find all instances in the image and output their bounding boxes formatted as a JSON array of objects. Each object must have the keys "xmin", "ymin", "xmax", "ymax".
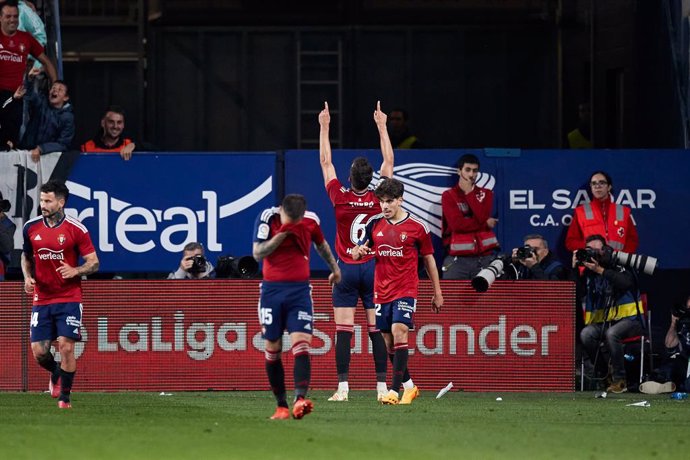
[
  {"xmin": 377, "ymin": 244, "xmax": 403, "ymax": 257},
  {"xmin": 64, "ymin": 178, "xmax": 272, "ymax": 254},
  {"xmin": 37, "ymin": 248, "xmax": 64, "ymax": 260}
]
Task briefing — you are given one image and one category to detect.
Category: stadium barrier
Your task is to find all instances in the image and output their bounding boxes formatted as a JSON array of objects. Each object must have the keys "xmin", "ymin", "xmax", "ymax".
[{"xmin": 0, "ymin": 279, "xmax": 575, "ymax": 393}]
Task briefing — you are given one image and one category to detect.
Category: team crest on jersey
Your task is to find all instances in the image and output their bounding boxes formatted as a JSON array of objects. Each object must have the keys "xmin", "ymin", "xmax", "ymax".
[
  {"xmin": 617, "ymin": 227, "xmax": 625, "ymax": 238},
  {"xmin": 57, "ymin": 234, "xmax": 66, "ymax": 245},
  {"xmin": 476, "ymin": 190, "xmax": 486, "ymax": 203},
  {"xmin": 400, "ymin": 232, "xmax": 407, "ymax": 242},
  {"xmin": 19, "ymin": 43, "xmax": 26, "ymax": 53}
]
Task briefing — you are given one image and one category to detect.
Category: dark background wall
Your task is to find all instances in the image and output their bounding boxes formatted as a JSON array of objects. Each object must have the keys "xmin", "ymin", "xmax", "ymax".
[{"xmin": 56, "ymin": 0, "xmax": 685, "ymax": 151}]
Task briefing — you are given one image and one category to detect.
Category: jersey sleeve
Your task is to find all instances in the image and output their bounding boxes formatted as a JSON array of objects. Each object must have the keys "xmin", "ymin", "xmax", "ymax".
[
  {"xmin": 325, "ymin": 178, "xmax": 345, "ymax": 206},
  {"xmin": 417, "ymin": 225, "xmax": 435, "ymax": 256},
  {"xmin": 22, "ymin": 223, "xmax": 33, "ymax": 256},
  {"xmin": 75, "ymin": 227, "xmax": 96, "ymax": 257},
  {"xmin": 311, "ymin": 222, "xmax": 325, "ymax": 246},
  {"xmin": 27, "ymin": 34, "xmax": 45, "ymax": 59},
  {"xmin": 253, "ymin": 209, "xmax": 273, "ymax": 243},
  {"xmin": 358, "ymin": 216, "xmax": 379, "ymax": 247}
]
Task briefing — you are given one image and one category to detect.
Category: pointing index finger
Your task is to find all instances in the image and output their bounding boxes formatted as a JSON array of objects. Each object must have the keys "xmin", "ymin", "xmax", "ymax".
[
  {"xmin": 376, "ymin": 100, "xmax": 381, "ymax": 112},
  {"xmin": 324, "ymin": 101, "xmax": 329, "ymax": 111}
]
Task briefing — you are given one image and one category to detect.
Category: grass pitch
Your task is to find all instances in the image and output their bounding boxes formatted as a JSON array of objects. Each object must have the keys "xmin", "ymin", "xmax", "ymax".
[{"xmin": 0, "ymin": 390, "xmax": 685, "ymax": 460}]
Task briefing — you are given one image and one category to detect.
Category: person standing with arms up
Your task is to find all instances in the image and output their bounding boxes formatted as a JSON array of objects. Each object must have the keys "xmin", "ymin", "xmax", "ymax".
[
  {"xmin": 21, "ymin": 180, "xmax": 99, "ymax": 409},
  {"xmin": 319, "ymin": 101, "xmax": 393, "ymax": 402}
]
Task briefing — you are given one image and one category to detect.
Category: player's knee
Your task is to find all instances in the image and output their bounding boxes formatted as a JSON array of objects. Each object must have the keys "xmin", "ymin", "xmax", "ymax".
[
  {"xmin": 57, "ymin": 339, "xmax": 75, "ymax": 357},
  {"xmin": 291, "ymin": 340, "xmax": 310, "ymax": 357},
  {"xmin": 32, "ymin": 346, "xmax": 50, "ymax": 362}
]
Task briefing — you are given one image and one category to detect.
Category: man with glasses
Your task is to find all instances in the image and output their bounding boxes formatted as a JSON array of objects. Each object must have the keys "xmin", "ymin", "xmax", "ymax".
[
  {"xmin": 507, "ymin": 234, "xmax": 567, "ymax": 280},
  {"xmin": 565, "ymin": 171, "xmax": 639, "ymax": 253}
]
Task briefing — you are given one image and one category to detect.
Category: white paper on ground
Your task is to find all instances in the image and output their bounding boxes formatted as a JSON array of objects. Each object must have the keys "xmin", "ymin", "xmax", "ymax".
[{"xmin": 436, "ymin": 382, "xmax": 453, "ymax": 399}]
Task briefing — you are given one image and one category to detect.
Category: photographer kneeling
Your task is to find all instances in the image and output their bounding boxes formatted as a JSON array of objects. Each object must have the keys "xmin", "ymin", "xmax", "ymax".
[
  {"xmin": 577, "ymin": 234, "xmax": 644, "ymax": 394},
  {"xmin": 507, "ymin": 234, "xmax": 567, "ymax": 280},
  {"xmin": 168, "ymin": 242, "xmax": 215, "ymax": 280}
]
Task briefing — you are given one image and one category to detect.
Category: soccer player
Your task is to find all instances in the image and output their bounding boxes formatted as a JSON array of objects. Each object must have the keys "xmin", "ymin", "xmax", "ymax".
[
  {"xmin": 253, "ymin": 194, "xmax": 341, "ymax": 420},
  {"xmin": 352, "ymin": 178, "xmax": 443, "ymax": 405},
  {"xmin": 21, "ymin": 180, "xmax": 99, "ymax": 409},
  {"xmin": 319, "ymin": 100, "xmax": 392, "ymax": 402}
]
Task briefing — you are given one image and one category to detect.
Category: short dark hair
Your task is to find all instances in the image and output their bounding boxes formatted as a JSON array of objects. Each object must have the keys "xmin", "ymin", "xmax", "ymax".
[
  {"xmin": 103, "ymin": 105, "xmax": 126, "ymax": 119},
  {"xmin": 282, "ymin": 194, "xmax": 307, "ymax": 221},
  {"xmin": 589, "ymin": 170, "xmax": 613, "ymax": 188},
  {"xmin": 523, "ymin": 234, "xmax": 548, "ymax": 250},
  {"xmin": 375, "ymin": 178, "xmax": 404, "ymax": 200},
  {"xmin": 1, "ymin": 2, "xmax": 19, "ymax": 13},
  {"xmin": 40, "ymin": 180, "xmax": 69, "ymax": 202},
  {"xmin": 350, "ymin": 157, "xmax": 374, "ymax": 191},
  {"xmin": 458, "ymin": 154, "xmax": 480, "ymax": 169},
  {"xmin": 585, "ymin": 234, "xmax": 607, "ymax": 246}
]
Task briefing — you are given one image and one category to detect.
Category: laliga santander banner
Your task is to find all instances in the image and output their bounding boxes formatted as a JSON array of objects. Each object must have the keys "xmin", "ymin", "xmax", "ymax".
[{"xmin": 0, "ymin": 280, "xmax": 575, "ymax": 392}]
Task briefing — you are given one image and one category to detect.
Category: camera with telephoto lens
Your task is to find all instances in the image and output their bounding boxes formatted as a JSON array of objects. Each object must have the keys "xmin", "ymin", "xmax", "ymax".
[
  {"xmin": 516, "ymin": 245, "xmax": 535, "ymax": 260},
  {"xmin": 471, "ymin": 255, "xmax": 511, "ymax": 293},
  {"xmin": 609, "ymin": 250, "xmax": 658, "ymax": 276},
  {"xmin": 215, "ymin": 255, "xmax": 259, "ymax": 279},
  {"xmin": 672, "ymin": 302, "xmax": 690, "ymax": 323},
  {"xmin": 188, "ymin": 254, "xmax": 207, "ymax": 274}
]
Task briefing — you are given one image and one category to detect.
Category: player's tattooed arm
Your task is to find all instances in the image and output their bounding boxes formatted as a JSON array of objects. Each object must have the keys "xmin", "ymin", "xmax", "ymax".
[
  {"xmin": 56, "ymin": 251, "xmax": 100, "ymax": 279},
  {"xmin": 315, "ymin": 241, "xmax": 341, "ymax": 285},
  {"xmin": 252, "ymin": 233, "xmax": 291, "ymax": 261}
]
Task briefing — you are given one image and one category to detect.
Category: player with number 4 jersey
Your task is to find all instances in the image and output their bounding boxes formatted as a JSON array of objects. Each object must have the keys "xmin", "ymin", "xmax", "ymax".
[
  {"xmin": 21, "ymin": 181, "xmax": 99, "ymax": 409},
  {"xmin": 320, "ymin": 100, "xmax": 394, "ymax": 402}
]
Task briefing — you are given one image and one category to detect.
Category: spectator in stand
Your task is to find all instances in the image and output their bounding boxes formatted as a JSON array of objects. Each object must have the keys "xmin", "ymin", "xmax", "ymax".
[
  {"xmin": 567, "ymin": 102, "xmax": 592, "ymax": 149},
  {"xmin": 440, "ymin": 153, "xmax": 499, "ymax": 279},
  {"xmin": 81, "ymin": 106, "xmax": 136, "ymax": 160},
  {"xmin": 0, "ymin": 1, "xmax": 56, "ymax": 149},
  {"xmin": 387, "ymin": 108, "xmax": 423, "ymax": 149},
  {"xmin": 1, "ymin": 84, "xmax": 26, "ymax": 149},
  {"xmin": 0, "ymin": 190, "xmax": 16, "ymax": 280},
  {"xmin": 565, "ymin": 171, "xmax": 638, "ymax": 253},
  {"xmin": 19, "ymin": 68, "xmax": 74, "ymax": 162}
]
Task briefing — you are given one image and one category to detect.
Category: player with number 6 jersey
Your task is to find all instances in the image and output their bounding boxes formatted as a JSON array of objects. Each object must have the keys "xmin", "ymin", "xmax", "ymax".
[
  {"xmin": 21, "ymin": 181, "xmax": 99, "ymax": 409},
  {"xmin": 319, "ymin": 100, "xmax": 394, "ymax": 402}
]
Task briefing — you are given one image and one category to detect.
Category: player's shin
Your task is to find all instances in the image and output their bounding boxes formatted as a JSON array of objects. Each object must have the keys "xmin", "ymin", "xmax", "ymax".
[
  {"xmin": 391, "ymin": 343, "xmax": 409, "ymax": 393},
  {"xmin": 58, "ymin": 367, "xmax": 75, "ymax": 402},
  {"xmin": 265, "ymin": 350, "xmax": 288, "ymax": 407},
  {"xmin": 369, "ymin": 325, "xmax": 388, "ymax": 386},
  {"xmin": 292, "ymin": 340, "xmax": 311, "ymax": 400},
  {"xmin": 335, "ymin": 324, "xmax": 354, "ymax": 385}
]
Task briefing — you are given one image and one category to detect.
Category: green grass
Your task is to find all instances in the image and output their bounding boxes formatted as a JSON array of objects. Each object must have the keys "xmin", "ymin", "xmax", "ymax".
[{"xmin": 0, "ymin": 391, "xmax": 686, "ymax": 460}]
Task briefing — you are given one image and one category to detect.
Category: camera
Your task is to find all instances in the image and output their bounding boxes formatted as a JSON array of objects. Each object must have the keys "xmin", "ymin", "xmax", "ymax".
[
  {"xmin": 471, "ymin": 256, "xmax": 510, "ymax": 293},
  {"xmin": 516, "ymin": 245, "xmax": 535, "ymax": 260},
  {"xmin": 188, "ymin": 254, "xmax": 207, "ymax": 274},
  {"xmin": 575, "ymin": 248, "xmax": 599, "ymax": 264},
  {"xmin": 216, "ymin": 255, "xmax": 259, "ymax": 279},
  {"xmin": 672, "ymin": 302, "xmax": 690, "ymax": 321}
]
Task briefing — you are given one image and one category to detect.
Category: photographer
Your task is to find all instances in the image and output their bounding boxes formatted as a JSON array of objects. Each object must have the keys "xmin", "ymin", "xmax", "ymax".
[
  {"xmin": 576, "ymin": 234, "xmax": 644, "ymax": 394},
  {"xmin": 640, "ymin": 295, "xmax": 690, "ymax": 394},
  {"xmin": 507, "ymin": 234, "xmax": 567, "ymax": 280},
  {"xmin": 167, "ymin": 242, "xmax": 215, "ymax": 280},
  {"xmin": 0, "ymin": 190, "xmax": 17, "ymax": 280}
]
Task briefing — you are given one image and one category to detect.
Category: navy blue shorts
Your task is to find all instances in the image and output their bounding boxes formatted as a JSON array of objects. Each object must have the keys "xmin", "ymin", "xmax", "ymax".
[
  {"xmin": 332, "ymin": 258, "xmax": 375, "ymax": 309},
  {"xmin": 258, "ymin": 281, "xmax": 313, "ymax": 341},
  {"xmin": 375, "ymin": 297, "xmax": 416, "ymax": 332},
  {"xmin": 30, "ymin": 302, "xmax": 83, "ymax": 342}
]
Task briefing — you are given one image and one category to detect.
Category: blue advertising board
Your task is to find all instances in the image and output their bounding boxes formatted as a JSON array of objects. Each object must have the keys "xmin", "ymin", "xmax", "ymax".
[
  {"xmin": 64, "ymin": 152, "xmax": 277, "ymax": 272},
  {"xmin": 285, "ymin": 149, "xmax": 690, "ymax": 270}
]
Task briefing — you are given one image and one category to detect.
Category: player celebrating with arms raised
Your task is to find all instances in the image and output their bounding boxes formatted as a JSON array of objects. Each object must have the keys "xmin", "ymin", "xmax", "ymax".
[
  {"xmin": 21, "ymin": 180, "xmax": 99, "ymax": 409},
  {"xmin": 319, "ymin": 100, "xmax": 393, "ymax": 401},
  {"xmin": 253, "ymin": 194, "xmax": 341, "ymax": 420},
  {"xmin": 352, "ymin": 178, "xmax": 443, "ymax": 405}
]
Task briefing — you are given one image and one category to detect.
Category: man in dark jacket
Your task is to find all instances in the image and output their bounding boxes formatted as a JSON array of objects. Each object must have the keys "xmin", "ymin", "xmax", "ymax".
[{"xmin": 19, "ymin": 71, "xmax": 74, "ymax": 162}]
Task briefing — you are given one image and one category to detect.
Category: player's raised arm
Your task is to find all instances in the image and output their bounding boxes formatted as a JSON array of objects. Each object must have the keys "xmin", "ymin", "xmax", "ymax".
[
  {"xmin": 374, "ymin": 100, "xmax": 394, "ymax": 179},
  {"xmin": 319, "ymin": 101, "xmax": 337, "ymax": 187},
  {"xmin": 252, "ymin": 232, "xmax": 291, "ymax": 261}
]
